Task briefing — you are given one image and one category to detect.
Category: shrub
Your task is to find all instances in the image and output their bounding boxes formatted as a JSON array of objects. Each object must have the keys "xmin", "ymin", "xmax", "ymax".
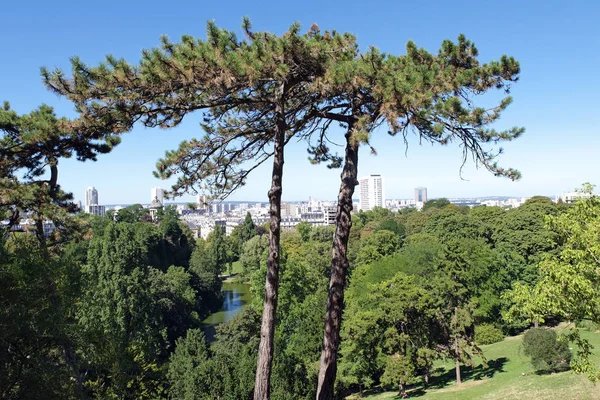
[
  {"xmin": 474, "ymin": 324, "xmax": 504, "ymax": 345},
  {"xmin": 522, "ymin": 328, "xmax": 571, "ymax": 373},
  {"xmin": 577, "ymin": 319, "xmax": 600, "ymax": 331}
]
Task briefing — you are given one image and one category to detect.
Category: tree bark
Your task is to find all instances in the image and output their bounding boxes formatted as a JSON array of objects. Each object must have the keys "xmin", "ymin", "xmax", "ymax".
[
  {"xmin": 254, "ymin": 97, "xmax": 286, "ymax": 400},
  {"xmin": 455, "ymin": 307, "xmax": 462, "ymax": 385},
  {"xmin": 316, "ymin": 128, "xmax": 358, "ymax": 400},
  {"xmin": 455, "ymin": 341, "xmax": 461, "ymax": 385}
]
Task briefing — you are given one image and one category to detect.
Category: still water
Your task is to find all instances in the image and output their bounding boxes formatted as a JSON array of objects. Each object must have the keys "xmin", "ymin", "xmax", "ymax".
[{"xmin": 202, "ymin": 282, "xmax": 251, "ymax": 341}]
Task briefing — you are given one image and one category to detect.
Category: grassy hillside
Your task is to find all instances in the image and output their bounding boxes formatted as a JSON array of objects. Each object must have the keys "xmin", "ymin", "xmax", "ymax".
[{"xmin": 351, "ymin": 327, "xmax": 600, "ymax": 400}]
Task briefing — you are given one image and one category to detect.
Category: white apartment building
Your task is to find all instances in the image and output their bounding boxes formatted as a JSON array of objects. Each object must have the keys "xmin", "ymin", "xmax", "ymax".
[
  {"xmin": 359, "ymin": 175, "xmax": 384, "ymax": 211},
  {"xmin": 85, "ymin": 186, "xmax": 98, "ymax": 207},
  {"xmin": 557, "ymin": 191, "xmax": 592, "ymax": 204},
  {"xmin": 84, "ymin": 187, "xmax": 105, "ymax": 215}
]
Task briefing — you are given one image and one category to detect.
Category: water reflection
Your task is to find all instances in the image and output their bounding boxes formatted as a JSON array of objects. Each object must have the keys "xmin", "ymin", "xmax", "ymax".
[{"xmin": 202, "ymin": 282, "xmax": 251, "ymax": 341}]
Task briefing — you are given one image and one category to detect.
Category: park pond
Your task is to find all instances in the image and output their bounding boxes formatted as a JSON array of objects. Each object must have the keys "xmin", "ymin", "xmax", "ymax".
[{"xmin": 202, "ymin": 281, "xmax": 251, "ymax": 341}]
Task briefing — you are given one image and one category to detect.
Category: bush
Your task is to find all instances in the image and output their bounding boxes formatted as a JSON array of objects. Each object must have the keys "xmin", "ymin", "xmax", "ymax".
[
  {"xmin": 474, "ymin": 324, "xmax": 504, "ymax": 345},
  {"xmin": 522, "ymin": 328, "xmax": 571, "ymax": 373},
  {"xmin": 577, "ymin": 319, "xmax": 600, "ymax": 331}
]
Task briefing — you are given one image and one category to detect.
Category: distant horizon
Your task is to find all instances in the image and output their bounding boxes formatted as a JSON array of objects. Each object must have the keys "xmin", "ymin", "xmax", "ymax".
[
  {"xmin": 3, "ymin": 1, "xmax": 599, "ymax": 205},
  {"xmin": 98, "ymin": 194, "xmax": 563, "ymax": 208}
]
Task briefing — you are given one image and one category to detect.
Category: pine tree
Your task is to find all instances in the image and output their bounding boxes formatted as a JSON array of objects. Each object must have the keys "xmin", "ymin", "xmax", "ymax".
[
  {"xmin": 0, "ymin": 102, "xmax": 119, "ymax": 244},
  {"xmin": 42, "ymin": 20, "xmax": 357, "ymax": 399},
  {"xmin": 312, "ymin": 37, "xmax": 523, "ymax": 398}
]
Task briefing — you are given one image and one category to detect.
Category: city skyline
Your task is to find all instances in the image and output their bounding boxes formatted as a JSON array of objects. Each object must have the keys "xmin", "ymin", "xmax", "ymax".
[{"xmin": 3, "ymin": 1, "xmax": 599, "ymax": 204}]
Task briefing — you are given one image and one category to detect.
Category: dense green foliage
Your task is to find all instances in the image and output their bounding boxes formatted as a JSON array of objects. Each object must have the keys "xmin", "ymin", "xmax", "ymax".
[
  {"xmin": 3, "ymin": 180, "xmax": 598, "ymax": 398},
  {"xmin": 474, "ymin": 324, "xmax": 505, "ymax": 345},
  {"xmin": 522, "ymin": 328, "xmax": 571, "ymax": 373},
  {"xmin": 3, "ymin": 15, "xmax": 600, "ymax": 400}
]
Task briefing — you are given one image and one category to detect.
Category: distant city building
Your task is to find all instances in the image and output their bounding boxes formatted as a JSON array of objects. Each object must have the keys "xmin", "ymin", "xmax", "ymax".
[
  {"xmin": 86, "ymin": 204, "xmax": 106, "ymax": 217},
  {"xmin": 480, "ymin": 197, "xmax": 530, "ymax": 208},
  {"xmin": 84, "ymin": 186, "xmax": 105, "ymax": 215},
  {"xmin": 414, "ymin": 187, "xmax": 427, "ymax": 204},
  {"xmin": 359, "ymin": 175, "xmax": 384, "ymax": 211},
  {"xmin": 1, "ymin": 218, "xmax": 56, "ymax": 237},
  {"xmin": 151, "ymin": 186, "xmax": 164, "ymax": 206},
  {"xmin": 85, "ymin": 186, "xmax": 98, "ymax": 207},
  {"xmin": 385, "ymin": 198, "xmax": 416, "ymax": 211},
  {"xmin": 323, "ymin": 206, "xmax": 337, "ymax": 225},
  {"xmin": 557, "ymin": 191, "xmax": 592, "ymax": 204},
  {"xmin": 282, "ymin": 203, "xmax": 300, "ymax": 217}
]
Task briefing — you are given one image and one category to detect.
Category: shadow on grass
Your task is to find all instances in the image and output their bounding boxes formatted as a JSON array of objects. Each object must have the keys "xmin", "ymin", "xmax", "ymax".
[
  {"xmin": 532, "ymin": 364, "xmax": 571, "ymax": 376},
  {"xmin": 423, "ymin": 357, "xmax": 509, "ymax": 392},
  {"xmin": 348, "ymin": 357, "xmax": 509, "ymax": 399}
]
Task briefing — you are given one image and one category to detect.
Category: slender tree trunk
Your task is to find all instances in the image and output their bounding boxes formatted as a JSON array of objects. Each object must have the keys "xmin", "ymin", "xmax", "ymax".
[
  {"xmin": 455, "ymin": 351, "xmax": 461, "ymax": 385},
  {"xmin": 254, "ymin": 98, "xmax": 286, "ymax": 400},
  {"xmin": 455, "ymin": 338, "xmax": 461, "ymax": 384},
  {"xmin": 455, "ymin": 306, "xmax": 461, "ymax": 385},
  {"xmin": 534, "ymin": 319, "xmax": 539, "ymax": 328},
  {"xmin": 316, "ymin": 128, "xmax": 358, "ymax": 400}
]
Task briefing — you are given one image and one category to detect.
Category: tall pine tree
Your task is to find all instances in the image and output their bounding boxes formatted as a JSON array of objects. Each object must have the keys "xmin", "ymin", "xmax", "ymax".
[{"xmin": 42, "ymin": 20, "xmax": 357, "ymax": 399}]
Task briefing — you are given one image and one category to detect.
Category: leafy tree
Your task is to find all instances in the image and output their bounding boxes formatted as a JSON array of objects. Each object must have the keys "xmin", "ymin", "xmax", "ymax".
[
  {"xmin": 492, "ymin": 196, "xmax": 560, "ymax": 285},
  {"xmin": 449, "ymin": 305, "xmax": 479, "ymax": 385},
  {"xmin": 168, "ymin": 309, "xmax": 261, "ymax": 400},
  {"xmin": 115, "ymin": 204, "xmax": 150, "ymax": 223},
  {"xmin": 380, "ymin": 354, "xmax": 417, "ymax": 397},
  {"xmin": 423, "ymin": 207, "xmax": 483, "ymax": 243},
  {"xmin": 357, "ymin": 230, "xmax": 400, "ymax": 265},
  {"xmin": 189, "ymin": 238, "xmax": 223, "ymax": 314},
  {"xmin": 474, "ymin": 324, "xmax": 504, "ymax": 345},
  {"xmin": 0, "ymin": 235, "xmax": 78, "ymax": 399},
  {"xmin": 374, "ymin": 217, "xmax": 406, "ymax": 239},
  {"xmin": 167, "ymin": 329, "xmax": 214, "ymax": 400},
  {"xmin": 207, "ymin": 226, "xmax": 228, "ymax": 276},
  {"xmin": 77, "ymin": 223, "xmax": 163, "ymax": 397},
  {"xmin": 422, "ymin": 198, "xmax": 451, "ymax": 212},
  {"xmin": 522, "ymin": 328, "xmax": 571, "ymax": 373},
  {"xmin": 229, "ymin": 212, "xmax": 257, "ymax": 260},
  {"xmin": 295, "ymin": 221, "xmax": 313, "ymax": 242},
  {"xmin": 240, "ymin": 212, "xmax": 257, "ymax": 242},
  {"xmin": 506, "ymin": 184, "xmax": 600, "ymax": 380},
  {"xmin": 310, "ymin": 225, "xmax": 335, "ymax": 243},
  {"xmin": 239, "ymin": 234, "xmax": 269, "ymax": 279},
  {"xmin": 77, "ymin": 222, "xmax": 200, "ymax": 397},
  {"xmin": 400, "ymin": 211, "xmax": 430, "ymax": 236}
]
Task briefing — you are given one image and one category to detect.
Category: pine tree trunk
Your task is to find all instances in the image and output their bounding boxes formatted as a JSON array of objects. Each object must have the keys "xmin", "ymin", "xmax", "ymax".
[
  {"xmin": 316, "ymin": 129, "xmax": 358, "ymax": 400},
  {"xmin": 254, "ymin": 99, "xmax": 286, "ymax": 400}
]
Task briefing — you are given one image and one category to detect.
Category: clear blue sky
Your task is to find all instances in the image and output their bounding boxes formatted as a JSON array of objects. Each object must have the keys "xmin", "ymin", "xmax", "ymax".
[{"xmin": 2, "ymin": 0, "xmax": 599, "ymax": 204}]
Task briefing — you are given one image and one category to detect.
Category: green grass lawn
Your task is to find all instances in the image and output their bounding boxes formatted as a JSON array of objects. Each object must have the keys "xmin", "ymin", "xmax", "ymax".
[
  {"xmin": 230, "ymin": 260, "xmax": 243, "ymax": 275},
  {"xmin": 352, "ymin": 327, "xmax": 600, "ymax": 400},
  {"xmin": 222, "ymin": 260, "xmax": 244, "ymax": 282}
]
